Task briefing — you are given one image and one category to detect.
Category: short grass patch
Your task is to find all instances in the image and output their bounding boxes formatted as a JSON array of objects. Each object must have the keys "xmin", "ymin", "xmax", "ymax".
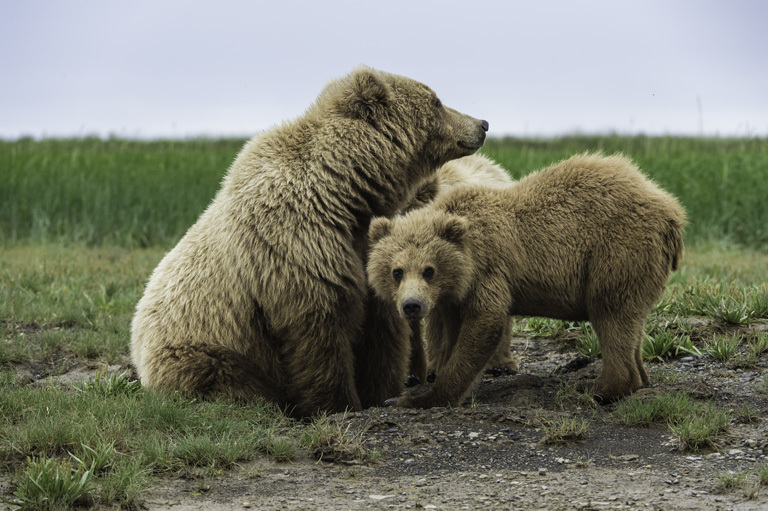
[
  {"xmin": 514, "ymin": 318, "xmax": 574, "ymax": 338},
  {"xmin": 704, "ymin": 333, "xmax": 743, "ymax": 362},
  {"xmin": 0, "ymin": 371, "xmax": 370, "ymax": 507},
  {"xmin": 540, "ymin": 415, "xmax": 589, "ymax": 445},
  {"xmin": 613, "ymin": 391, "xmax": 730, "ymax": 450},
  {"xmin": 667, "ymin": 281, "xmax": 768, "ymax": 325},
  {"xmin": 301, "ymin": 413, "xmax": 368, "ymax": 463},
  {"xmin": 575, "ymin": 322, "xmax": 600, "ymax": 358}
]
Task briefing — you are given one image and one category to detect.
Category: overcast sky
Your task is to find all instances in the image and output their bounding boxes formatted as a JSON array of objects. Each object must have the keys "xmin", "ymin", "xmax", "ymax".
[{"xmin": 2, "ymin": 0, "xmax": 767, "ymax": 139}]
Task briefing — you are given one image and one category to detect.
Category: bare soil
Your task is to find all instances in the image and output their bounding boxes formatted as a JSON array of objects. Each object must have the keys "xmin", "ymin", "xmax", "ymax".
[{"xmin": 4, "ymin": 319, "xmax": 768, "ymax": 510}]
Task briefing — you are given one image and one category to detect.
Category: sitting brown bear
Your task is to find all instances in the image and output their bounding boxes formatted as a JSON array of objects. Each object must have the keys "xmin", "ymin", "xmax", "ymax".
[
  {"xmin": 130, "ymin": 66, "xmax": 489, "ymax": 418},
  {"xmin": 367, "ymin": 153, "xmax": 686, "ymax": 408}
]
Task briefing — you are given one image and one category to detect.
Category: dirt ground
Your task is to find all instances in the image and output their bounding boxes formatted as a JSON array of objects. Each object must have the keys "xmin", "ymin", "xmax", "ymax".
[{"xmin": 4, "ymin": 319, "xmax": 768, "ymax": 511}]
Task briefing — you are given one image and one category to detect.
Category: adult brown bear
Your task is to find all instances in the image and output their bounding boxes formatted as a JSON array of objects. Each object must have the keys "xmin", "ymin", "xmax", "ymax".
[{"xmin": 131, "ymin": 66, "xmax": 488, "ymax": 417}]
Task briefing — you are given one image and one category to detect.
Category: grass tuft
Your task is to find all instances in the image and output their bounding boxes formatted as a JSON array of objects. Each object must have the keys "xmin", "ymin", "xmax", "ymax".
[
  {"xmin": 301, "ymin": 414, "xmax": 367, "ymax": 462},
  {"xmin": 4, "ymin": 455, "xmax": 95, "ymax": 510},
  {"xmin": 575, "ymin": 322, "xmax": 601, "ymax": 358},
  {"xmin": 541, "ymin": 416, "xmax": 589, "ymax": 444},
  {"xmin": 704, "ymin": 333, "xmax": 743, "ymax": 362},
  {"xmin": 614, "ymin": 391, "xmax": 730, "ymax": 451}
]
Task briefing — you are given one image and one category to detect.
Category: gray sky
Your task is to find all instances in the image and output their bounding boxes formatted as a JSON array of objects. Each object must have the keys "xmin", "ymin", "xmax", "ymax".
[{"xmin": 2, "ymin": 0, "xmax": 767, "ymax": 139}]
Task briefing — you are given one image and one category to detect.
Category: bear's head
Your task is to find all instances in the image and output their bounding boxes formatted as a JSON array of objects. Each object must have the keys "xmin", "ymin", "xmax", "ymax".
[
  {"xmin": 316, "ymin": 66, "xmax": 489, "ymax": 175},
  {"xmin": 367, "ymin": 210, "xmax": 474, "ymax": 321}
]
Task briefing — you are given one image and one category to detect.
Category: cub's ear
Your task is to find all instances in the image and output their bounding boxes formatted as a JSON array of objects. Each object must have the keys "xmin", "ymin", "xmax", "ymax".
[
  {"xmin": 342, "ymin": 66, "xmax": 391, "ymax": 120},
  {"xmin": 434, "ymin": 214, "xmax": 468, "ymax": 245},
  {"xmin": 369, "ymin": 217, "xmax": 393, "ymax": 243}
]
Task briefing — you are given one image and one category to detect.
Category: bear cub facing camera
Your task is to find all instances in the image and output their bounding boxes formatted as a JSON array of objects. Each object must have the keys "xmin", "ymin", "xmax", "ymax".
[
  {"xmin": 401, "ymin": 154, "xmax": 519, "ymax": 385},
  {"xmin": 367, "ymin": 153, "xmax": 686, "ymax": 409}
]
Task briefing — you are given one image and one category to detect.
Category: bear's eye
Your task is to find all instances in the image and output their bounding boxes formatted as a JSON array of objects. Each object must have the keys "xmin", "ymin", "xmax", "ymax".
[
  {"xmin": 393, "ymin": 268, "xmax": 403, "ymax": 282},
  {"xmin": 422, "ymin": 267, "xmax": 435, "ymax": 280}
]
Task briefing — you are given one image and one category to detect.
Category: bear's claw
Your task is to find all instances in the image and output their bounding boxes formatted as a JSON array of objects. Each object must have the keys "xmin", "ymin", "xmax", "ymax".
[{"xmin": 384, "ymin": 397, "xmax": 400, "ymax": 407}]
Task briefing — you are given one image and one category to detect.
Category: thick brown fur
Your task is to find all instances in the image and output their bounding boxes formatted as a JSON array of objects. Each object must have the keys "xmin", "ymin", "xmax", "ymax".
[
  {"xmin": 400, "ymin": 154, "xmax": 518, "ymax": 383},
  {"xmin": 131, "ymin": 66, "xmax": 488, "ymax": 418},
  {"xmin": 367, "ymin": 153, "xmax": 686, "ymax": 408}
]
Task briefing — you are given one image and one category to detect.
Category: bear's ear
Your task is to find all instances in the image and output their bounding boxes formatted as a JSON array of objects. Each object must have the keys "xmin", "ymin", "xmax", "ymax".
[
  {"xmin": 342, "ymin": 66, "xmax": 391, "ymax": 121},
  {"xmin": 369, "ymin": 217, "xmax": 393, "ymax": 243},
  {"xmin": 434, "ymin": 214, "xmax": 468, "ymax": 246}
]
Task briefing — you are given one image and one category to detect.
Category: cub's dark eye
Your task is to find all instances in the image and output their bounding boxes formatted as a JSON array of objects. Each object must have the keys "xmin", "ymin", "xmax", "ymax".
[
  {"xmin": 393, "ymin": 268, "xmax": 403, "ymax": 282},
  {"xmin": 434, "ymin": 98, "xmax": 442, "ymax": 109},
  {"xmin": 422, "ymin": 267, "xmax": 435, "ymax": 280}
]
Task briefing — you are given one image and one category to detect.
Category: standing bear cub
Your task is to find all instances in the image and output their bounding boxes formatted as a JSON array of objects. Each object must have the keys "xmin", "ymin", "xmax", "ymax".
[
  {"xmin": 367, "ymin": 153, "xmax": 686, "ymax": 408},
  {"xmin": 401, "ymin": 154, "xmax": 519, "ymax": 385},
  {"xmin": 131, "ymin": 66, "xmax": 488, "ymax": 418}
]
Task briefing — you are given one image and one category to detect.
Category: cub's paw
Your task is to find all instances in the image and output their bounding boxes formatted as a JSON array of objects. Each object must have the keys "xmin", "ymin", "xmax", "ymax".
[
  {"xmin": 405, "ymin": 375, "xmax": 421, "ymax": 387},
  {"xmin": 570, "ymin": 378, "xmax": 635, "ymax": 404},
  {"xmin": 384, "ymin": 396, "xmax": 416, "ymax": 408}
]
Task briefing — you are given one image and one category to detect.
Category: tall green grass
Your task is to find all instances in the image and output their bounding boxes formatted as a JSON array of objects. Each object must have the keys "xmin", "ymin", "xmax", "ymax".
[
  {"xmin": 2, "ymin": 136, "xmax": 767, "ymax": 247},
  {"xmin": 482, "ymin": 135, "xmax": 768, "ymax": 247},
  {"xmin": 1, "ymin": 138, "xmax": 242, "ymax": 247}
]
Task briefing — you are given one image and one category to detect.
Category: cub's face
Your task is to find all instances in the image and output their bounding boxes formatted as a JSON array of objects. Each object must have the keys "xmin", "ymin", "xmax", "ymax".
[{"xmin": 367, "ymin": 212, "xmax": 471, "ymax": 320}]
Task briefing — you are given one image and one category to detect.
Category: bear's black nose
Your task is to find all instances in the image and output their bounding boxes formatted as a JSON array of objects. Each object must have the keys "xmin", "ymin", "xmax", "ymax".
[
  {"xmin": 402, "ymin": 299, "xmax": 422, "ymax": 318},
  {"xmin": 481, "ymin": 120, "xmax": 489, "ymax": 132}
]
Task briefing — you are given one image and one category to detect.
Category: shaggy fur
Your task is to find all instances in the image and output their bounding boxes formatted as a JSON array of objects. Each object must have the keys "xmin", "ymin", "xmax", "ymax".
[
  {"xmin": 131, "ymin": 66, "xmax": 488, "ymax": 417},
  {"xmin": 401, "ymin": 154, "xmax": 518, "ymax": 384},
  {"xmin": 367, "ymin": 153, "xmax": 686, "ymax": 408}
]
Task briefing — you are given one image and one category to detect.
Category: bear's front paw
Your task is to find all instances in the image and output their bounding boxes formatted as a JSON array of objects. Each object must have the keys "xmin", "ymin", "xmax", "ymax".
[
  {"xmin": 570, "ymin": 378, "xmax": 635, "ymax": 404},
  {"xmin": 406, "ymin": 374, "xmax": 421, "ymax": 387},
  {"xmin": 384, "ymin": 396, "xmax": 416, "ymax": 408}
]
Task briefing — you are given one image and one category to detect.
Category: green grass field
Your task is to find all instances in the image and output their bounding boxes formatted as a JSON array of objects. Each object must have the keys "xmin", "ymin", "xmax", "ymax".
[
  {"xmin": 2, "ymin": 136, "xmax": 768, "ymax": 248},
  {"xmin": 1, "ymin": 136, "xmax": 767, "ymax": 507}
]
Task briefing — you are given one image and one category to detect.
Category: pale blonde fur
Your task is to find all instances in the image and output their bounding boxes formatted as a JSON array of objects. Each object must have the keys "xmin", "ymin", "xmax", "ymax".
[
  {"xmin": 131, "ymin": 66, "xmax": 488, "ymax": 417},
  {"xmin": 368, "ymin": 153, "xmax": 686, "ymax": 408}
]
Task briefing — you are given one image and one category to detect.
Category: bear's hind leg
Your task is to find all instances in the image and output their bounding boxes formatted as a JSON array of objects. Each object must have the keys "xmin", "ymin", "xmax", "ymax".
[
  {"xmin": 577, "ymin": 314, "xmax": 647, "ymax": 401},
  {"xmin": 149, "ymin": 343, "xmax": 282, "ymax": 404},
  {"xmin": 280, "ymin": 303, "xmax": 364, "ymax": 417},
  {"xmin": 484, "ymin": 316, "xmax": 518, "ymax": 375}
]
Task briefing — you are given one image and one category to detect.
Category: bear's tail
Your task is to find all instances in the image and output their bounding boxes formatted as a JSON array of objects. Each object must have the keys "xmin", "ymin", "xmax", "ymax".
[{"xmin": 663, "ymin": 219, "xmax": 685, "ymax": 272}]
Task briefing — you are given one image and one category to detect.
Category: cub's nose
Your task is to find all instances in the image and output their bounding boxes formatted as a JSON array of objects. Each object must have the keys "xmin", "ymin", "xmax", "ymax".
[
  {"xmin": 402, "ymin": 299, "xmax": 422, "ymax": 319},
  {"xmin": 481, "ymin": 120, "xmax": 489, "ymax": 132}
]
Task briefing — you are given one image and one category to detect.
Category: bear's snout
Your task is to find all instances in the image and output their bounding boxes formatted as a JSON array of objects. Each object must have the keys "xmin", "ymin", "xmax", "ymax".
[
  {"xmin": 402, "ymin": 299, "xmax": 423, "ymax": 319},
  {"xmin": 481, "ymin": 120, "xmax": 489, "ymax": 132}
]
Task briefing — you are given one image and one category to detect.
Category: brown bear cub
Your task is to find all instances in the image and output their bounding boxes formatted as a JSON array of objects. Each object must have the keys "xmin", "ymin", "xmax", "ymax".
[
  {"xmin": 131, "ymin": 66, "xmax": 488, "ymax": 418},
  {"xmin": 367, "ymin": 153, "xmax": 686, "ymax": 408},
  {"xmin": 402, "ymin": 154, "xmax": 519, "ymax": 385}
]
